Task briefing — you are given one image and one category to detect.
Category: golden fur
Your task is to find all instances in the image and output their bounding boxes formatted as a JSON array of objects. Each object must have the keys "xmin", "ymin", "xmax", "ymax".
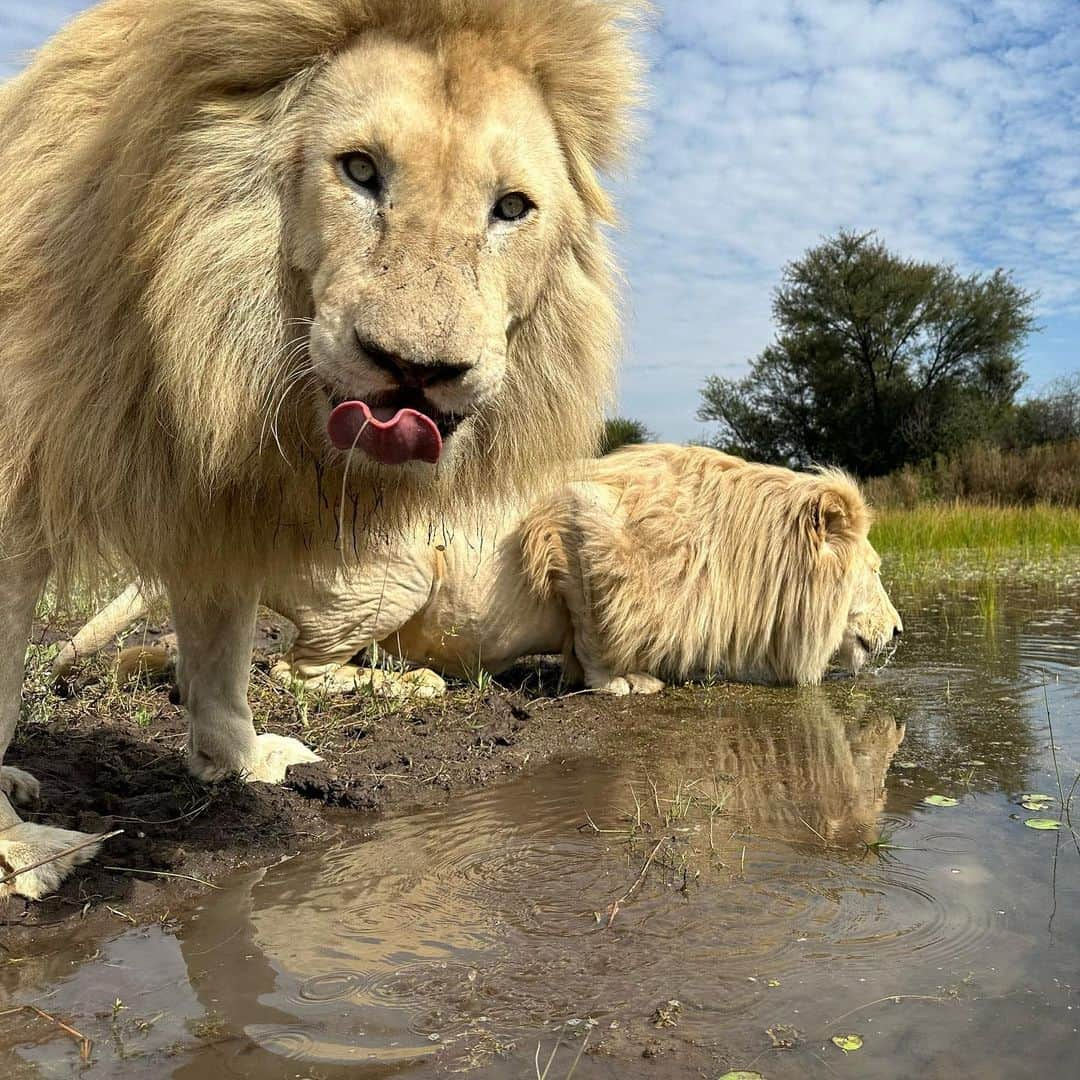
[
  {"xmin": 58, "ymin": 447, "xmax": 902, "ymax": 696},
  {"xmin": 0, "ymin": 0, "xmax": 644, "ymax": 900},
  {"xmin": 0, "ymin": 0, "xmax": 644, "ymax": 590}
]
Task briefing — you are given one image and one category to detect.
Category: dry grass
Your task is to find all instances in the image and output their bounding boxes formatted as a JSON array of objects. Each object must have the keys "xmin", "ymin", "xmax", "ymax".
[{"xmin": 865, "ymin": 440, "xmax": 1080, "ymax": 508}]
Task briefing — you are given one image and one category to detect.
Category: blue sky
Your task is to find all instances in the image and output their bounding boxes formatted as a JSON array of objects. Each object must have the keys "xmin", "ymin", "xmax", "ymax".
[{"xmin": 4, "ymin": 1, "xmax": 1077, "ymax": 441}]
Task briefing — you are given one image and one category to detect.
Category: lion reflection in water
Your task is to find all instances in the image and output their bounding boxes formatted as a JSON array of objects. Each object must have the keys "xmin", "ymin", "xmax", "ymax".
[{"xmin": 135, "ymin": 693, "xmax": 904, "ymax": 1069}]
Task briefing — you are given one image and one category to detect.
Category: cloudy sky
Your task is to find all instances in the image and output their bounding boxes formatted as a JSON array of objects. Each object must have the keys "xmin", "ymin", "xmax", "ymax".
[{"xmin": 4, "ymin": 1, "xmax": 1077, "ymax": 440}]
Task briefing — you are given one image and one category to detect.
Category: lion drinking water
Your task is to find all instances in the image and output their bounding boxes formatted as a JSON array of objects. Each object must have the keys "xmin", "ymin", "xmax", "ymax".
[
  {"xmin": 59, "ymin": 446, "xmax": 903, "ymax": 701},
  {"xmin": 0, "ymin": 0, "xmax": 643, "ymax": 898}
]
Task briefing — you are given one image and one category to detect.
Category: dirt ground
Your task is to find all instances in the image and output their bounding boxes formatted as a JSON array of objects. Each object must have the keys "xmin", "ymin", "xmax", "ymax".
[{"xmin": 2, "ymin": 618, "xmax": 621, "ymax": 951}]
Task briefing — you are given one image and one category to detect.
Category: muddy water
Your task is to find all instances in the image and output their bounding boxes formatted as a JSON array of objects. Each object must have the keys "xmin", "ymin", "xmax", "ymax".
[{"xmin": 3, "ymin": 558, "xmax": 1079, "ymax": 1078}]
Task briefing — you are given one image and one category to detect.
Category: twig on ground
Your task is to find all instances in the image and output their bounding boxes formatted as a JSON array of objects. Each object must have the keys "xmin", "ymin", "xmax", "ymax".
[
  {"xmin": 106, "ymin": 801, "xmax": 211, "ymax": 826},
  {"xmin": 101, "ymin": 865, "xmax": 222, "ymax": 890},
  {"xmin": 0, "ymin": 831, "xmax": 122, "ymax": 889}
]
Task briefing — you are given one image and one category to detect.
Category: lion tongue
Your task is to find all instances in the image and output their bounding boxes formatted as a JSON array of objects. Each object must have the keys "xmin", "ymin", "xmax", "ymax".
[{"xmin": 327, "ymin": 401, "xmax": 442, "ymax": 465}]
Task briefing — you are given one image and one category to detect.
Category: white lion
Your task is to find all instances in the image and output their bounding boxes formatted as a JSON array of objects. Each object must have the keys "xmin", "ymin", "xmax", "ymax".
[
  {"xmin": 58, "ymin": 446, "xmax": 903, "ymax": 703},
  {"xmin": 0, "ymin": 0, "xmax": 643, "ymax": 899}
]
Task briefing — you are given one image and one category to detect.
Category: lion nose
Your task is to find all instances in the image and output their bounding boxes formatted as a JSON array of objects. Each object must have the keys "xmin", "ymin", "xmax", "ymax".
[{"xmin": 356, "ymin": 335, "xmax": 472, "ymax": 389}]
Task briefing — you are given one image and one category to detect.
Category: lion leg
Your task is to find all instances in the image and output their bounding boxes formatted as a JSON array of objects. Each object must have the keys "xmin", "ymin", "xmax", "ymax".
[
  {"xmin": 0, "ymin": 549, "xmax": 103, "ymax": 900},
  {"xmin": 556, "ymin": 553, "xmax": 627, "ymax": 695},
  {"xmin": 170, "ymin": 585, "xmax": 319, "ymax": 785}
]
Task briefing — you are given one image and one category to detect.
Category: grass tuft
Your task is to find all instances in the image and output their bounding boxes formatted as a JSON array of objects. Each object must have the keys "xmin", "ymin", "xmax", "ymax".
[{"xmin": 871, "ymin": 503, "xmax": 1080, "ymax": 572}]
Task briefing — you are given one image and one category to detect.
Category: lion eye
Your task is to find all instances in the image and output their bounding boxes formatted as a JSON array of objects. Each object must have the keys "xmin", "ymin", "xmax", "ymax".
[
  {"xmin": 339, "ymin": 152, "xmax": 380, "ymax": 194},
  {"xmin": 492, "ymin": 191, "xmax": 534, "ymax": 223}
]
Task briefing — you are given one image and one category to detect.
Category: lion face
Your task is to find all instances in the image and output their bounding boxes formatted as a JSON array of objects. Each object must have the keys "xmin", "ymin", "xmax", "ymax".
[
  {"xmin": 834, "ymin": 539, "xmax": 903, "ymax": 674},
  {"xmin": 287, "ymin": 36, "xmax": 582, "ymax": 472}
]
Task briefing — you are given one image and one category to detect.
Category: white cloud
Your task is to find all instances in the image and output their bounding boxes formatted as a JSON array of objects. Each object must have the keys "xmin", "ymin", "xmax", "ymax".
[{"xmin": 616, "ymin": 0, "xmax": 1080, "ymax": 435}]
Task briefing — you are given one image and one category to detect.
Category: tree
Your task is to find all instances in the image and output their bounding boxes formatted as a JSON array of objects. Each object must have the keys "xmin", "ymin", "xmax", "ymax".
[
  {"xmin": 1011, "ymin": 372, "xmax": 1080, "ymax": 447},
  {"xmin": 599, "ymin": 416, "xmax": 655, "ymax": 455},
  {"xmin": 698, "ymin": 230, "xmax": 1037, "ymax": 475}
]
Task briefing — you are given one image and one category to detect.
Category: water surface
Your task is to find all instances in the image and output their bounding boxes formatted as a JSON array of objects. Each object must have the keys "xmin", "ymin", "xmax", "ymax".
[{"xmin": 3, "ymin": 556, "xmax": 1079, "ymax": 1077}]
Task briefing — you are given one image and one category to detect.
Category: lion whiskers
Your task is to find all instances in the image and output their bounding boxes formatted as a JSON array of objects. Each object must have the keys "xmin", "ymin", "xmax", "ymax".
[
  {"xmin": 258, "ymin": 334, "xmax": 317, "ymax": 463},
  {"xmin": 337, "ymin": 419, "xmax": 372, "ymax": 563}
]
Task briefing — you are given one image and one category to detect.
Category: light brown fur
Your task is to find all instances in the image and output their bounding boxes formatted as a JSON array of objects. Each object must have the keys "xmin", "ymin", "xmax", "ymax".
[{"xmin": 0, "ymin": 0, "xmax": 644, "ymax": 899}]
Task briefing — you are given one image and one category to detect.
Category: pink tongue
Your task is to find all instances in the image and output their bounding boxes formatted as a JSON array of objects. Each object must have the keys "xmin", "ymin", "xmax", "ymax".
[{"xmin": 327, "ymin": 401, "xmax": 442, "ymax": 465}]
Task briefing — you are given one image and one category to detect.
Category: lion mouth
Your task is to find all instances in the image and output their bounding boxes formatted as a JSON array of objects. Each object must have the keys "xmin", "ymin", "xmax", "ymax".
[{"xmin": 324, "ymin": 389, "xmax": 465, "ymax": 465}]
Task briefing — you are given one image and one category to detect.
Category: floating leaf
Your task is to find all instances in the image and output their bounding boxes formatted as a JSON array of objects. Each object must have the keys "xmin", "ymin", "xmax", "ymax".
[
  {"xmin": 894, "ymin": 761, "xmax": 917, "ymax": 769},
  {"xmin": 1020, "ymin": 798, "xmax": 1054, "ymax": 811},
  {"xmin": 1024, "ymin": 818, "xmax": 1061, "ymax": 830},
  {"xmin": 962, "ymin": 760, "xmax": 986, "ymax": 766},
  {"xmin": 718, "ymin": 1073, "xmax": 765, "ymax": 1080},
  {"xmin": 924, "ymin": 795, "xmax": 959, "ymax": 807},
  {"xmin": 831, "ymin": 1033, "xmax": 864, "ymax": 1053},
  {"xmin": 766, "ymin": 979, "xmax": 780, "ymax": 988}
]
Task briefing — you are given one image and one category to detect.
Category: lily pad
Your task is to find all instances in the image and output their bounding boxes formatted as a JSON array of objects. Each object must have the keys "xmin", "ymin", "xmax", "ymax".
[
  {"xmin": 1020, "ymin": 798, "xmax": 1054, "ymax": 811},
  {"xmin": 831, "ymin": 1033, "xmax": 864, "ymax": 1053},
  {"xmin": 1024, "ymin": 818, "xmax": 1061, "ymax": 830},
  {"xmin": 924, "ymin": 795, "xmax": 959, "ymax": 807},
  {"xmin": 766, "ymin": 979, "xmax": 780, "ymax": 988},
  {"xmin": 1020, "ymin": 793, "xmax": 1053, "ymax": 803},
  {"xmin": 893, "ymin": 761, "xmax": 917, "ymax": 769},
  {"xmin": 717, "ymin": 1073, "xmax": 765, "ymax": 1080}
]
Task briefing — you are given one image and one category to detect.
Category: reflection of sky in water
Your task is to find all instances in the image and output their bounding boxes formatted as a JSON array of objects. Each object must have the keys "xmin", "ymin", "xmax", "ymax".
[{"xmin": 6, "ymin": 560, "xmax": 1080, "ymax": 1079}]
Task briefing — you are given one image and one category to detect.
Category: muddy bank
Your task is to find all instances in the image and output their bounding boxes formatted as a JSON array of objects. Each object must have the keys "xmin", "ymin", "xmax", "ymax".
[{"xmin": 3, "ymin": 650, "xmax": 618, "ymax": 948}]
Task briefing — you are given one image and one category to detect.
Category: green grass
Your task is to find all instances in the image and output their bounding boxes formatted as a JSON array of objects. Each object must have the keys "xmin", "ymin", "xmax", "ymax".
[{"xmin": 871, "ymin": 503, "xmax": 1080, "ymax": 560}]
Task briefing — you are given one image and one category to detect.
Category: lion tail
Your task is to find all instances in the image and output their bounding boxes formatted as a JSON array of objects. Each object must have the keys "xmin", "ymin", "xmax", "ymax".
[{"xmin": 52, "ymin": 581, "xmax": 150, "ymax": 680}]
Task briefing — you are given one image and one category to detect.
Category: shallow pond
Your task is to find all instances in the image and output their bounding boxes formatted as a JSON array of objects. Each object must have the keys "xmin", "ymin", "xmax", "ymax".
[{"xmin": 3, "ymin": 556, "xmax": 1079, "ymax": 1078}]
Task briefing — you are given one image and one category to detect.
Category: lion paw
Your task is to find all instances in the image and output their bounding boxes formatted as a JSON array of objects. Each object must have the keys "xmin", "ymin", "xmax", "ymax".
[
  {"xmin": 0, "ymin": 823, "xmax": 103, "ymax": 901},
  {"xmin": 188, "ymin": 733, "xmax": 321, "ymax": 785},
  {"xmin": 271, "ymin": 660, "xmax": 446, "ymax": 700},
  {"xmin": 245, "ymin": 733, "xmax": 322, "ymax": 784},
  {"xmin": 0, "ymin": 766, "xmax": 41, "ymax": 806},
  {"xmin": 594, "ymin": 673, "xmax": 665, "ymax": 696},
  {"xmin": 374, "ymin": 667, "xmax": 447, "ymax": 700},
  {"xmin": 624, "ymin": 673, "xmax": 665, "ymax": 695}
]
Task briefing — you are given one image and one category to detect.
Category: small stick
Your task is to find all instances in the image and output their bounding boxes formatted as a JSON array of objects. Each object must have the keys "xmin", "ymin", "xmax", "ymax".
[
  {"xmin": 0, "ymin": 830, "xmax": 122, "ymax": 888},
  {"xmin": 825, "ymin": 993, "xmax": 948, "ymax": 1027},
  {"xmin": 101, "ymin": 866, "xmax": 221, "ymax": 890},
  {"xmin": 604, "ymin": 836, "xmax": 666, "ymax": 928},
  {"xmin": 24, "ymin": 1004, "xmax": 93, "ymax": 1062},
  {"xmin": 798, "ymin": 815, "xmax": 829, "ymax": 846},
  {"xmin": 106, "ymin": 801, "xmax": 211, "ymax": 826}
]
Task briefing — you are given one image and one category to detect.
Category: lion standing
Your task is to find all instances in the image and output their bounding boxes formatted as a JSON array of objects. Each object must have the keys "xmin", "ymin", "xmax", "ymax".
[{"xmin": 0, "ymin": 0, "xmax": 643, "ymax": 899}]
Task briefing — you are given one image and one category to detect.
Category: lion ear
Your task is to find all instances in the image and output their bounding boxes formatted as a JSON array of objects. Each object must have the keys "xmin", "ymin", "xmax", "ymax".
[{"xmin": 808, "ymin": 485, "xmax": 863, "ymax": 547}]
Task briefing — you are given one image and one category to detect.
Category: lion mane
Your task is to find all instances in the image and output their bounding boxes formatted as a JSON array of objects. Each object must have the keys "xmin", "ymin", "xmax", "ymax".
[
  {"xmin": 0, "ymin": 0, "xmax": 645, "ymax": 591},
  {"xmin": 521, "ymin": 444, "xmax": 890, "ymax": 686}
]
